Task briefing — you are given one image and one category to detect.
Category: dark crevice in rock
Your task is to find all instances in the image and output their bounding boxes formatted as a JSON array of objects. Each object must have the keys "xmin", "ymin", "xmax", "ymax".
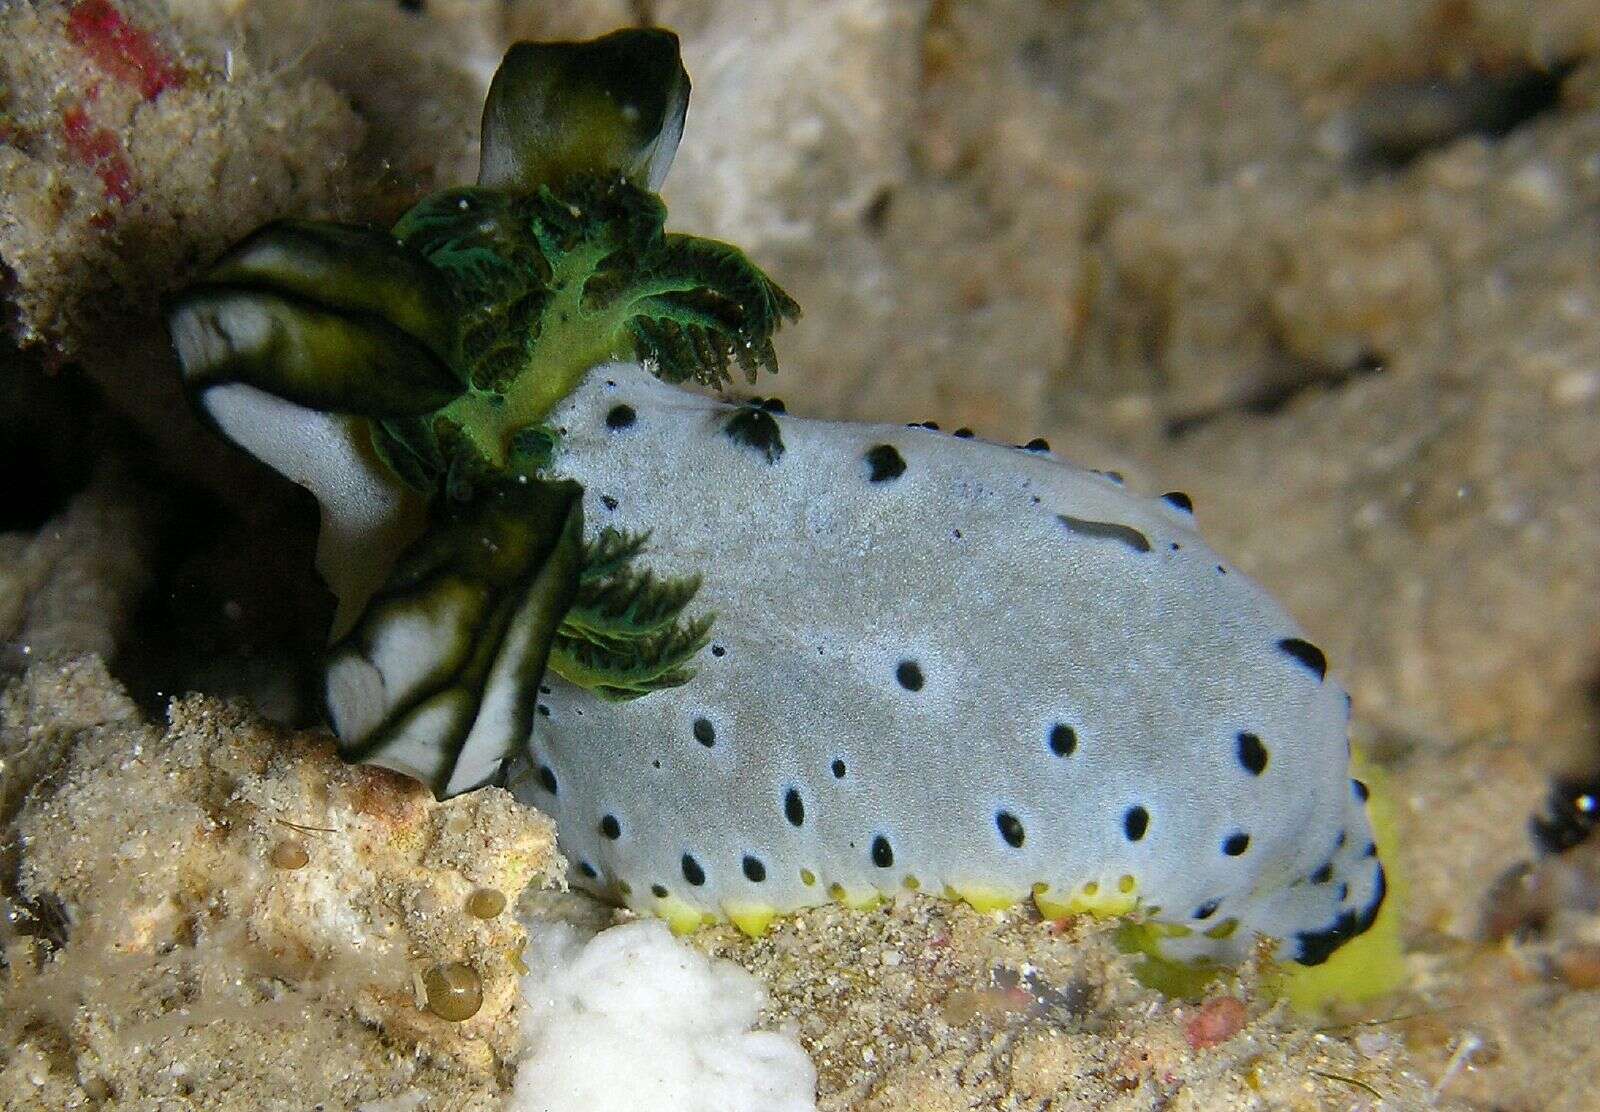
[
  {"xmin": 7, "ymin": 891, "xmax": 71, "ymax": 955},
  {"xmin": 1530, "ymin": 673, "xmax": 1600, "ymax": 855},
  {"xmin": 0, "ymin": 355, "xmax": 102, "ymax": 533},
  {"xmin": 1346, "ymin": 61, "xmax": 1579, "ymax": 171},
  {"xmin": 1164, "ymin": 349, "xmax": 1387, "ymax": 439},
  {"xmin": 862, "ymin": 187, "xmax": 895, "ymax": 234},
  {"xmin": 113, "ymin": 474, "xmax": 327, "ymax": 728}
]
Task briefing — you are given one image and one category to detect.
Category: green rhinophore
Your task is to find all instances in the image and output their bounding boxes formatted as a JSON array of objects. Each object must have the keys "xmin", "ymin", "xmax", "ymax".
[{"xmin": 170, "ymin": 220, "xmax": 462, "ymax": 419}]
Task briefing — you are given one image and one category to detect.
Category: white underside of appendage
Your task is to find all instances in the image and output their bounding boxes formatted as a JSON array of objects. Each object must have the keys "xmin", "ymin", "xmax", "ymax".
[{"xmin": 202, "ymin": 384, "xmax": 425, "ymax": 638}]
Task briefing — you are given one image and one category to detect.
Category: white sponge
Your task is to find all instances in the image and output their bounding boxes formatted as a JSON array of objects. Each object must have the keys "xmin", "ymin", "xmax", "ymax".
[{"xmin": 510, "ymin": 919, "xmax": 816, "ymax": 1112}]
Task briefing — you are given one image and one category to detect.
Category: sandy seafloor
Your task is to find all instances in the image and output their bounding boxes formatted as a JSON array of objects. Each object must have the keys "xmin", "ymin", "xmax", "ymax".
[{"xmin": 4, "ymin": 0, "xmax": 1600, "ymax": 1108}]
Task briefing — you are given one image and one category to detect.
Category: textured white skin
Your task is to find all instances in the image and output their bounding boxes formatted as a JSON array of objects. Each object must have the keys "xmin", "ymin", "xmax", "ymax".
[
  {"xmin": 513, "ymin": 362, "xmax": 1384, "ymax": 963},
  {"xmin": 512, "ymin": 919, "xmax": 816, "ymax": 1112},
  {"xmin": 202, "ymin": 384, "xmax": 422, "ymax": 639}
]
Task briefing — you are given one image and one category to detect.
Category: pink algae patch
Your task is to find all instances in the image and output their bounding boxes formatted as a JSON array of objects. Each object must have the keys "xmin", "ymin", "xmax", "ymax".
[
  {"xmin": 62, "ymin": 104, "xmax": 135, "ymax": 205},
  {"xmin": 66, "ymin": 0, "xmax": 185, "ymax": 102},
  {"xmin": 1183, "ymin": 995, "xmax": 1248, "ymax": 1050}
]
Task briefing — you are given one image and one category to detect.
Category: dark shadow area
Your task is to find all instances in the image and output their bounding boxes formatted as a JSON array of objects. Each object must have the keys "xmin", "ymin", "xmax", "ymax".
[
  {"xmin": 1348, "ymin": 61, "xmax": 1578, "ymax": 171},
  {"xmin": 1164, "ymin": 349, "xmax": 1387, "ymax": 439},
  {"xmin": 0, "ymin": 339, "xmax": 328, "ymax": 726},
  {"xmin": 1530, "ymin": 667, "xmax": 1600, "ymax": 855},
  {"xmin": 112, "ymin": 465, "xmax": 329, "ymax": 728},
  {"xmin": 0, "ymin": 347, "xmax": 102, "ymax": 533}
]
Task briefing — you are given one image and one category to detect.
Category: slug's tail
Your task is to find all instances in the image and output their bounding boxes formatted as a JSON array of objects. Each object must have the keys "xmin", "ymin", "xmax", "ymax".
[
  {"xmin": 1145, "ymin": 784, "xmax": 1388, "ymax": 970},
  {"xmin": 1279, "ymin": 788, "xmax": 1389, "ymax": 966}
]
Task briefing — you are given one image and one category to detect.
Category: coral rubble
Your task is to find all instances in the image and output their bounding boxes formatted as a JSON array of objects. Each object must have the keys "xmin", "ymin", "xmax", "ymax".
[{"xmin": 1, "ymin": 658, "xmax": 558, "ymax": 1110}]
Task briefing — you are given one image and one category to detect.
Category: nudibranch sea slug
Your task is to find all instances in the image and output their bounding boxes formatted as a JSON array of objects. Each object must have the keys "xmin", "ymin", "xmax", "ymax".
[{"xmin": 167, "ymin": 29, "xmax": 1385, "ymax": 966}]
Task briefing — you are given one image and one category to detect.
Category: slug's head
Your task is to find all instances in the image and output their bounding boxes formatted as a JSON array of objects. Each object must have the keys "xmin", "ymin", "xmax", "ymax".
[
  {"xmin": 168, "ymin": 28, "xmax": 794, "ymax": 497},
  {"xmin": 164, "ymin": 30, "xmax": 791, "ymax": 796}
]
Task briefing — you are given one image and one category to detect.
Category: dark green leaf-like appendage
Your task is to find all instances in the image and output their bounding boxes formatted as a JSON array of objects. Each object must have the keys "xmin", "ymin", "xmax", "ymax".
[{"xmin": 550, "ymin": 529, "xmax": 712, "ymax": 700}]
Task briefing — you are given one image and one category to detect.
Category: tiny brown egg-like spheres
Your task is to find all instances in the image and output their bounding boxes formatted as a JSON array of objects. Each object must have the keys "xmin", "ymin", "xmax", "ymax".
[
  {"xmin": 269, "ymin": 840, "xmax": 310, "ymax": 870},
  {"xmin": 465, "ymin": 887, "xmax": 507, "ymax": 919},
  {"xmin": 423, "ymin": 961, "xmax": 484, "ymax": 1022}
]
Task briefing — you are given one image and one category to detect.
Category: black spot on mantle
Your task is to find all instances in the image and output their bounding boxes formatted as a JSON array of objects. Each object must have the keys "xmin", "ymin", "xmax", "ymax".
[
  {"xmin": 1123, "ymin": 805, "xmax": 1149, "ymax": 842},
  {"xmin": 865, "ymin": 444, "xmax": 906, "ymax": 482},
  {"xmin": 1048, "ymin": 723, "xmax": 1077, "ymax": 758},
  {"xmin": 1058, "ymin": 514, "xmax": 1152, "ymax": 554},
  {"xmin": 682, "ymin": 854, "xmax": 706, "ymax": 886},
  {"xmin": 1278, "ymin": 637, "xmax": 1328, "ymax": 680},
  {"xmin": 1236, "ymin": 732, "xmax": 1268, "ymax": 776},
  {"xmin": 870, "ymin": 836, "xmax": 894, "ymax": 868},
  {"xmin": 996, "ymin": 811, "xmax": 1025, "ymax": 848},
  {"xmin": 723, "ymin": 404, "xmax": 785, "ymax": 463}
]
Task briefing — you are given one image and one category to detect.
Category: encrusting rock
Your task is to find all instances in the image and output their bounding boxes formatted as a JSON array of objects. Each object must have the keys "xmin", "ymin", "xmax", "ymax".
[
  {"xmin": 0, "ymin": 465, "xmax": 157, "ymax": 673},
  {"xmin": 0, "ymin": 656, "xmax": 560, "ymax": 1110}
]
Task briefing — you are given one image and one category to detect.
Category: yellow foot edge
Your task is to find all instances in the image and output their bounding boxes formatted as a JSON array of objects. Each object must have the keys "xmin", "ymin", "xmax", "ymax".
[
  {"xmin": 1033, "ymin": 879, "xmax": 1140, "ymax": 921},
  {"xmin": 724, "ymin": 902, "xmax": 778, "ymax": 938},
  {"xmin": 658, "ymin": 894, "xmax": 712, "ymax": 935},
  {"xmin": 946, "ymin": 883, "xmax": 1023, "ymax": 914}
]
